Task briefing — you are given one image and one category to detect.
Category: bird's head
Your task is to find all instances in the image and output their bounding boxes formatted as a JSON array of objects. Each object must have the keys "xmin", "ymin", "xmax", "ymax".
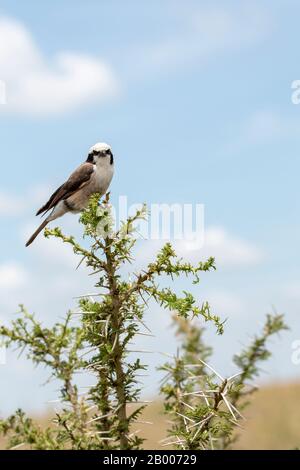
[{"xmin": 86, "ymin": 142, "xmax": 114, "ymax": 165}]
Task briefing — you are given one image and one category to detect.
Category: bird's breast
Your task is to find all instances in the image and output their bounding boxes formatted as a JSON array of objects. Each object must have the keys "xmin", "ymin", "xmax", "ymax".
[{"xmin": 91, "ymin": 164, "xmax": 114, "ymax": 194}]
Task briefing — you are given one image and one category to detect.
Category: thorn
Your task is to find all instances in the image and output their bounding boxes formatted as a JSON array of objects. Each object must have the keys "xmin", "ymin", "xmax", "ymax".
[
  {"xmin": 229, "ymin": 419, "xmax": 244, "ymax": 429},
  {"xmin": 181, "ymin": 391, "xmax": 213, "ymax": 398},
  {"xmin": 161, "ymin": 440, "xmax": 185, "ymax": 447},
  {"xmin": 191, "ymin": 426, "xmax": 202, "ymax": 444},
  {"xmin": 129, "ymin": 429, "xmax": 141, "ymax": 439},
  {"xmin": 175, "ymin": 412, "xmax": 195, "ymax": 423},
  {"xmin": 135, "ymin": 332, "xmax": 155, "ymax": 338},
  {"xmin": 180, "ymin": 401, "xmax": 195, "ymax": 411},
  {"xmin": 187, "ymin": 413, "xmax": 214, "ymax": 431},
  {"xmin": 73, "ymin": 294, "xmax": 102, "ymax": 299},
  {"xmin": 185, "ymin": 376, "xmax": 203, "ymax": 382},
  {"xmin": 221, "ymin": 393, "xmax": 237, "ymax": 420},
  {"xmin": 134, "ymin": 317, "xmax": 152, "ymax": 334},
  {"xmin": 199, "ymin": 359, "xmax": 224, "ymax": 381},
  {"xmin": 86, "ymin": 404, "xmax": 97, "ymax": 413},
  {"xmin": 176, "ymin": 436, "xmax": 186, "ymax": 450},
  {"xmin": 184, "ymin": 364, "xmax": 205, "ymax": 368},
  {"xmin": 202, "ymin": 394, "xmax": 211, "ymax": 407},
  {"xmin": 158, "ymin": 351, "xmax": 176, "ymax": 359},
  {"xmin": 9, "ymin": 443, "xmax": 25, "ymax": 450},
  {"xmin": 126, "ymin": 400, "xmax": 153, "ymax": 405},
  {"xmin": 111, "ymin": 333, "xmax": 119, "ymax": 353},
  {"xmin": 230, "ymin": 402, "xmax": 246, "ymax": 420},
  {"xmin": 127, "ymin": 349, "xmax": 155, "ymax": 354},
  {"xmin": 76, "ymin": 256, "xmax": 86, "ymax": 270},
  {"xmin": 86, "ymin": 407, "xmax": 120, "ymax": 424},
  {"xmin": 227, "ymin": 371, "xmax": 244, "ymax": 381}
]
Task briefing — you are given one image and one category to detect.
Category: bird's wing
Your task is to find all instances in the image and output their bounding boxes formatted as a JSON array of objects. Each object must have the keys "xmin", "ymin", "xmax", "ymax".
[{"xmin": 36, "ymin": 163, "xmax": 94, "ymax": 216}]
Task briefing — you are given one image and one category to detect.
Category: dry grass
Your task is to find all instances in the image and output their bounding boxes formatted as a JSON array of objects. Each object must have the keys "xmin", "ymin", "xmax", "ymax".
[
  {"xmin": 234, "ymin": 381, "xmax": 300, "ymax": 450},
  {"xmin": 137, "ymin": 381, "xmax": 300, "ymax": 450},
  {"xmin": 1, "ymin": 381, "xmax": 300, "ymax": 450}
]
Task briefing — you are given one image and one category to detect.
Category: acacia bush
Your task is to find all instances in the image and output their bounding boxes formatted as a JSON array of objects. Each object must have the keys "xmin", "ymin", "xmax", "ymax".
[{"xmin": 0, "ymin": 194, "xmax": 287, "ymax": 450}]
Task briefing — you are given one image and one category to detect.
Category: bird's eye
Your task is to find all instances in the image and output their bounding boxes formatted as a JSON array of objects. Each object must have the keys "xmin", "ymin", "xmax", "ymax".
[{"xmin": 106, "ymin": 149, "xmax": 111, "ymax": 155}]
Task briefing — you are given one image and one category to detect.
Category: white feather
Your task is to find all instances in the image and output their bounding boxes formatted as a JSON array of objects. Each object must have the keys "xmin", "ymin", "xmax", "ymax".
[{"xmin": 89, "ymin": 142, "xmax": 111, "ymax": 153}]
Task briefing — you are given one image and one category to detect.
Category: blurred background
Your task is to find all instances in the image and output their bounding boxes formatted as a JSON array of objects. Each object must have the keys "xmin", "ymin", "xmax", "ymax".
[{"xmin": 0, "ymin": 0, "xmax": 300, "ymax": 449}]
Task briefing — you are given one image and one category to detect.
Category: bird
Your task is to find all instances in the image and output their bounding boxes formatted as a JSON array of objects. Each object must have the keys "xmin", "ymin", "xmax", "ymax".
[{"xmin": 26, "ymin": 142, "xmax": 114, "ymax": 247}]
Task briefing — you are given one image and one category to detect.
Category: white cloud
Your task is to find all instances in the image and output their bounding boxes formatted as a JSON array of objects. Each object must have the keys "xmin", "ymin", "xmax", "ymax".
[
  {"xmin": 243, "ymin": 110, "xmax": 300, "ymax": 143},
  {"xmin": 0, "ymin": 17, "xmax": 119, "ymax": 116},
  {"xmin": 0, "ymin": 245, "xmax": 94, "ymax": 320},
  {"xmin": 0, "ymin": 262, "xmax": 27, "ymax": 290},
  {"xmin": 200, "ymin": 226, "xmax": 263, "ymax": 267},
  {"xmin": 134, "ymin": 226, "xmax": 263, "ymax": 269},
  {"xmin": 223, "ymin": 110, "xmax": 300, "ymax": 155},
  {"xmin": 26, "ymin": 228, "xmax": 79, "ymax": 269},
  {"xmin": 204, "ymin": 290, "xmax": 245, "ymax": 317},
  {"xmin": 0, "ymin": 184, "xmax": 55, "ymax": 217},
  {"xmin": 140, "ymin": 4, "xmax": 271, "ymax": 72}
]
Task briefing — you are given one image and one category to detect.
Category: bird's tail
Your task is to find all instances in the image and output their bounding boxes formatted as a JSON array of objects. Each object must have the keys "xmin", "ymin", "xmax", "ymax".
[{"xmin": 26, "ymin": 219, "xmax": 49, "ymax": 247}]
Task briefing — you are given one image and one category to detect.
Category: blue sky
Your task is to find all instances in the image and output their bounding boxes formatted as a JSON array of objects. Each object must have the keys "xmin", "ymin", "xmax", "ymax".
[{"xmin": 0, "ymin": 1, "xmax": 300, "ymax": 414}]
